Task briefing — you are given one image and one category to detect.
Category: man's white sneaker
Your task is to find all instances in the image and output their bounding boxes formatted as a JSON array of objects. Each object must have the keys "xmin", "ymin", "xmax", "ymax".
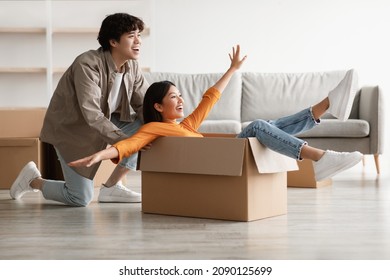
[
  {"xmin": 98, "ymin": 183, "xmax": 141, "ymax": 203},
  {"xmin": 10, "ymin": 161, "xmax": 41, "ymax": 200},
  {"xmin": 328, "ymin": 69, "xmax": 358, "ymax": 121},
  {"xmin": 314, "ymin": 150, "xmax": 363, "ymax": 181}
]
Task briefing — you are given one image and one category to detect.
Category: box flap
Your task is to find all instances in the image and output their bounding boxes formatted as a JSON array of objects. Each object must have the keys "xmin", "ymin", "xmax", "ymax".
[
  {"xmin": 248, "ymin": 138, "xmax": 298, "ymax": 173},
  {"xmin": 138, "ymin": 137, "xmax": 246, "ymax": 176}
]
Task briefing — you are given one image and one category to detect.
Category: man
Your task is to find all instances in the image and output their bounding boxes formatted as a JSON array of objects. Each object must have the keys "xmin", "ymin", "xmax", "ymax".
[{"xmin": 10, "ymin": 13, "xmax": 149, "ymax": 206}]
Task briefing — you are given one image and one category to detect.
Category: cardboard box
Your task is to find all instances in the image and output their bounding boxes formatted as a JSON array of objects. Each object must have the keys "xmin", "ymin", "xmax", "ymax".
[
  {"xmin": 0, "ymin": 108, "xmax": 46, "ymax": 138},
  {"xmin": 0, "ymin": 138, "xmax": 44, "ymax": 189},
  {"xmin": 138, "ymin": 136, "xmax": 298, "ymax": 222},
  {"xmin": 287, "ymin": 159, "xmax": 332, "ymax": 188}
]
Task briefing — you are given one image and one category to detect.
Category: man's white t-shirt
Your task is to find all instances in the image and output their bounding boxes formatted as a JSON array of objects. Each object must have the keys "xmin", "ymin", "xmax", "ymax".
[{"xmin": 108, "ymin": 72, "xmax": 124, "ymax": 114}]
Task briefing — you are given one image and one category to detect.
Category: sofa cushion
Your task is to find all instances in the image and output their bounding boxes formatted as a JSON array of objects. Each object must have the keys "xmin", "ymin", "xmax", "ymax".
[
  {"xmin": 198, "ymin": 120, "xmax": 242, "ymax": 134},
  {"xmin": 143, "ymin": 72, "xmax": 242, "ymax": 121},
  {"xmin": 241, "ymin": 71, "xmax": 359, "ymax": 122},
  {"xmin": 295, "ymin": 119, "xmax": 370, "ymax": 138},
  {"xmin": 241, "ymin": 119, "xmax": 369, "ymax": 138}
]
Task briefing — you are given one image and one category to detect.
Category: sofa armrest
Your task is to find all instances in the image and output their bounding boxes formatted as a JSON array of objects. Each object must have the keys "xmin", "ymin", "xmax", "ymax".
[{"xmin": 358, "ymin": 86, "xmax": 384, "ymax": 154}]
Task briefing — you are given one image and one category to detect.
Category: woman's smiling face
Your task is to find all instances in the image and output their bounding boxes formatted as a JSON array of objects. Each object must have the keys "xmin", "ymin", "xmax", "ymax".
[{"xmin": 154, "ymin": 85, "xmax": 185, "ymax": 123}]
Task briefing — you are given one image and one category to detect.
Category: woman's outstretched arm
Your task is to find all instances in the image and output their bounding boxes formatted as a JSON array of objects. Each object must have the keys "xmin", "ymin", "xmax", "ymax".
[
  {"xmin": 68, "ymin": 146, "xmax": 119, "ymax": 167},
  {"xmin": 212, "ymin": 45, "xmax": 247, "ymax": 93}
]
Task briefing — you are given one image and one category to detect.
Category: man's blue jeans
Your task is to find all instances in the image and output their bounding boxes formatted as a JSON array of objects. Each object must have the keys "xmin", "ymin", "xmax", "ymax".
[{"xmin": 42, "ymin": 116, "xmax": 142, "ymax": 207}]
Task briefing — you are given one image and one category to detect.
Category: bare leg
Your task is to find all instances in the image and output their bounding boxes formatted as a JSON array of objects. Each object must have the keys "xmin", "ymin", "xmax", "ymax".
[
  {"xmin": 300, "ymin": 145, "xmax": 325, "ymax": 161},
  {"xmin": 30, "ymin": 178, "xmax": 45, "ymax": 190},
  {"xmin": 104, "ymin": 165, "xmax": 129, "ymax": 187},
  {"xmin": 312, "ymin": 97, "xmax": 330, "ymax": 120}
]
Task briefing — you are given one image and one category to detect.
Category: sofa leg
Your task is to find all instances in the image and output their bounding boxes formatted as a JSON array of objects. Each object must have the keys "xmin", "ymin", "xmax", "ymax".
[{"xmin": 374, "ymin": 154, "xmax": 380, "ymax": 174}]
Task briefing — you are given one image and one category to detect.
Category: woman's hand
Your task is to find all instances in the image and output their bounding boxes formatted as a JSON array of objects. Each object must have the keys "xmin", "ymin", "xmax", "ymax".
[
  {"xmin": 212, "ymin": 45, "xmax": 247, "ymax": 93},
  {"xmin": 68, "ymin": 146, "xmax": 119, "ymax": 168},
  {"xmin": 68, "ymin": 153, "xmax": 102, "ymax": 168},
  {"xmin": 229, "ymin": 45, "xmax": 247, "ymax": 71}
]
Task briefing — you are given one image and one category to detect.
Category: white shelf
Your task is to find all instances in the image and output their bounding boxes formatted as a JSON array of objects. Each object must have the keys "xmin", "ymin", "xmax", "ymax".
[
  {"xmin": 0, "ymin": 27, "xmax": 150, "ymax": 35},
  {"xmin": 54, "ymin": 27, "xmax": 150, "ymax": 35},
  {"xmin": 0, "ymin": 67, "xmax": 46, "ymax": 74},
  {"xmin": 0, "ymin": 67, "xmax": 150, "ymax": 75},
  {"xmin": 0, "ymin": 26, "xmax": 151, "ymax": 74},
  {"xmin": 52, "ymin": 67, "xmax": 151, "ymax": 74},
  {"xmin": 0, "ymin": 27, "xmax": 46, "ymax": 34}
]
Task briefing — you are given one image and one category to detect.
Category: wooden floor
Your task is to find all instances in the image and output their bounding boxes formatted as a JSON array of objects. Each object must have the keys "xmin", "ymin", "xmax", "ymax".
[{"xmin": 1, "ymin": 156, "xmax": 389, "ymax": 260}]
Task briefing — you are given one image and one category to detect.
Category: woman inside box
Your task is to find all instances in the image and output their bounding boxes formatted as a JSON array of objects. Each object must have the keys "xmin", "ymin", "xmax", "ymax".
[{"xmin": 12, "ymin": 45, "xmax": 362, "ymax": 202}]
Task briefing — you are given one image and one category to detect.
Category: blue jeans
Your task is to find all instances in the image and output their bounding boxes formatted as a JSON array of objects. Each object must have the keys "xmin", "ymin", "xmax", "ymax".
[
  {"xmin": 41, "ymin": 116, "xmax": 142, "ymax": 207},
  {"xmin": 237, "ymin": 108, "xmax": 319, "ymax": 160}
]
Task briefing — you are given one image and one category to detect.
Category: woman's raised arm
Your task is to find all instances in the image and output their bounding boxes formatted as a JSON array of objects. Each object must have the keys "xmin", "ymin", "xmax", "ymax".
[{"xmin": 212, "ymin": 45, "xmax": 247, "ymax": 93}]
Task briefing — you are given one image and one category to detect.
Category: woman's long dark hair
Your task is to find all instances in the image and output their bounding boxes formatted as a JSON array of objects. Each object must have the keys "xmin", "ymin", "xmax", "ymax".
[{"xmin": 143, "ymin": 81, "xmax": 176, "ymax": 123}]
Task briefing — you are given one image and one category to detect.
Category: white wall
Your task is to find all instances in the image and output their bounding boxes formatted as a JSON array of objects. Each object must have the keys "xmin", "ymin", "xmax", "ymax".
[
  {"xmin": 152, "ymin": 0, "xmax": 390, "ymax": 160},
  {"xmin": 153, "ymin": 0, "xmax": 389, "ymax": 78}
]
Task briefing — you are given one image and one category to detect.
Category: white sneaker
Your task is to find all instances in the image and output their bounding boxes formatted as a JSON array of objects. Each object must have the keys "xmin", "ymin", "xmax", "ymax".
[
  {"xmin": 98, "ymin": 183, "xmax": 141, "ymax": 203},
  {"xmin": 314, "ymin": 150, "xmax": 363, "ymax": 181},
  {"xmin": 328, "ymin": 69, "xmax": 358, "ymax": 121},
  {"xmin": 10, "ymin": 161, "xmax": 41, "ymax": 200}
]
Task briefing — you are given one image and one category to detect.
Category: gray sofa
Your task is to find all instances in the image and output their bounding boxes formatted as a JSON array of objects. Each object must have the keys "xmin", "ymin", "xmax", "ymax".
[{"xmin": 144, "ymin": 70, "xmax": 384, "ymax": 173}]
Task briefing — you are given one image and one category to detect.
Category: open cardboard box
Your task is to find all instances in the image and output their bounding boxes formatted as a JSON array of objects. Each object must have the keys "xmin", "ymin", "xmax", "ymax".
[
  {"xmin": 138, "ymin": 135, "xmax": 298, "ymax": 222},
  {"xmin": 0, "ymin": 108, "xmax": 47, "ymax": 189}
]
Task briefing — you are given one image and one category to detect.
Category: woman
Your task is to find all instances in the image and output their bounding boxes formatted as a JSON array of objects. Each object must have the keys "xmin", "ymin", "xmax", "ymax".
[{"xmin": 69, "ymin": 45, "xmax": 362, "ymax": 181}]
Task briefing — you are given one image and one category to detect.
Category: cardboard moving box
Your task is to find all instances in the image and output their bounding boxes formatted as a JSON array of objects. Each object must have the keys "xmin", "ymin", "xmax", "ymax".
[
  {"xmin": 287, "ymin": 159, "xmax": 332, "ymax": 188},
  {"xmin": 0, "ymin": 108, "xmax": 47, "ymax": 189},
  {"xmin": 138, "ymin": 136, "xmax": 298, "ymax": 222},
  {"xmin": 0, "ymin": 138, "xmax": 44, "ymax": 189},
  {"xmin": 0, "ymin": 108, "xmax": 46, "ymax": 138}
]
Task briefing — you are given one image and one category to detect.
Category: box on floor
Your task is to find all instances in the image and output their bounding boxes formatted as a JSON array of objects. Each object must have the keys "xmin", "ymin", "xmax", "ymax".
[
  {"xmin": 0, "ymin": 108, "xmax": 47, "ymax": 189},
  {"xmin": 287, "ymin": 159, "xmax": 332, "ymax": 188},
  {"xmin": 0, "ymin": 138, "xmax": 44, "ymax": 189},
  {"xmin": 138, "ymin": 135, "xmax": 298, "ymax": 222}
]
